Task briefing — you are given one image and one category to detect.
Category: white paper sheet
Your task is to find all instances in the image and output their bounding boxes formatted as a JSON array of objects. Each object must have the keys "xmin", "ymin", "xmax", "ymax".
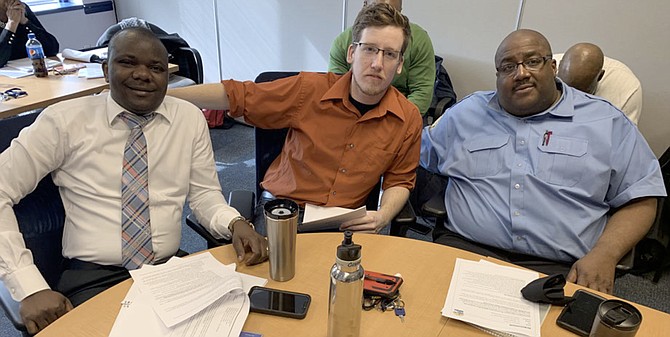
[
  {"xmin": 77, "ymin": 63, "xmax": 104, "ymax": 79},
  {"xmin": 442, "ymin": 259, "xmax": 541, "ymax": 337},
  {"xmin": 300, "ymin": 204, "xmax": 366, "ymax": 231},
  {"xmin": 110, "ymin": 260, "xmax": 266, "ymax": 337},
  {"xmin": 129, "ymin": 253, "xmax": 244, "ymax": 328}
]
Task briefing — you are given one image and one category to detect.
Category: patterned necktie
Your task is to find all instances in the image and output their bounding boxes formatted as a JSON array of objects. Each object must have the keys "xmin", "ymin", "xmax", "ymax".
[{"xmin": 119, "ymin": 111, "xmax": 155, "ymax": 269}]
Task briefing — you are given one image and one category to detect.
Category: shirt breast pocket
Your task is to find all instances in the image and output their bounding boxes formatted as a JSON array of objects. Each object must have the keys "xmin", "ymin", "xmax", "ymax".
[
  {"xmin": 536, "ymin": 136, "xmax": 588, "ymax": 186},
  {"xmin": 464, "ymin": 135, "xmax": 510, "ymax": 177}
]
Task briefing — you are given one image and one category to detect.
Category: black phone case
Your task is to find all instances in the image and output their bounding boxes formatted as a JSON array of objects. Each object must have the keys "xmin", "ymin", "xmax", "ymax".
[
  {"xmin": 248, "ymin": 286, "xmax": 311, "ymax": 319},
  {"xmin": 556, "ymin": 289, "xmax": 606, "ymax": 336}
]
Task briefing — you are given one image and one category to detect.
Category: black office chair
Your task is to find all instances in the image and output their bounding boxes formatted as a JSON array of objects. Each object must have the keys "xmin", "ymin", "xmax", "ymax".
[
  {"xmin": 96, "ymin": 20, "xmax": 204, "ymax": 85},
  {"xmin": 423, "ymin": 55, "xmax": 457, "ymax": 126},
  {"xmin": 0, "ymin": 112, "xmax": 66, "ymax": 336},
  {"xmin": 172, "ymin": 46, "xmax": 203, "ymax": 84},
  {"xmin": 186, "ymin": 71, "xmax": 417, "ymax": 248}
]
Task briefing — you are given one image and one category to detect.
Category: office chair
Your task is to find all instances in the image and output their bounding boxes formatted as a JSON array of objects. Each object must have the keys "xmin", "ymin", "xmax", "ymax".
[
  {"xmin": 172, "ymin": 46, "xmax": 204, "ymax": 84},
  {"xmin": 0, "ymin": 112, "xmax": 66, "ymax": 336},
  {"xmin": 96, "ymin": 20, "xmax": 204, "ymax": 86},
  {"xmin": 186, "ymin": 71, "xmax": 417, "ymax": 248},
  {"xmin": 417, "ymin": 171, "xmax": 652, "ymax": 273},
  {"xmin": 423, "ymin": 55, "xmax": 457, "ymax": 126}
]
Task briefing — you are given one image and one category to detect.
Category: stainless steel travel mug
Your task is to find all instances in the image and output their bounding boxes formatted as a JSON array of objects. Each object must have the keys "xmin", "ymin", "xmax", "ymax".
[
  {"xmin": 264, "ymin": 199, "xmax": 299, "ymax": 281},
  {"xmin": 590, "ymin": 299, "xmax": 642, "ymax": 337}
]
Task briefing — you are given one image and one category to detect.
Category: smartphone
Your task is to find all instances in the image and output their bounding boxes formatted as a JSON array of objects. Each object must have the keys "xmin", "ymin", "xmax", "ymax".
[
  {"xmin": 248, "ymin": 286, "xmax": 311, "ymax": 319},
  {"xmin": 556, "ymin": 289, "xmax": 606, "ymax": 336}
]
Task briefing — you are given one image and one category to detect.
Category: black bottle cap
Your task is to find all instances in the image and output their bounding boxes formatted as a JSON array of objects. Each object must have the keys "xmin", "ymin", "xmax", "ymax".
[{"xmin": 337, "ymin": 231, "xmax": 361, "ymax": 261}]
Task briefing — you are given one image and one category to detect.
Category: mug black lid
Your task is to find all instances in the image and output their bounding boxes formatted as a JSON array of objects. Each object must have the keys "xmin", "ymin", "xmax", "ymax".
[
  {"xmin": 598, "ymin": 300, "xmax": 642, "ymax": 330},
  {"xmin": 264, "ymin": 198, "xmax": 299, "ymax": 220}
]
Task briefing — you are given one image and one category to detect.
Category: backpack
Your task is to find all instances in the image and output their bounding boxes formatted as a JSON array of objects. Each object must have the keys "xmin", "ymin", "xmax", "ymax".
[
  {"xmin": 202, "ymin": 109, "xmax": 235, "ymax": 129},
  {"xmin": 425, "ymin": 55, "xmax": 457, "ymax": 125}
]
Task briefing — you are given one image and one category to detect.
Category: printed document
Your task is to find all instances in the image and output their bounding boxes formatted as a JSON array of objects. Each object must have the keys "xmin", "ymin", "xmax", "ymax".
[
  {"xmin": 300, "ymin": 204, "xmax": 366, "ymax": 231},
  {"xmin": 110, "ymin": 254, "xmax": 266, "ymax": 337},
  {"xmin": 442, "ymin": 258, "xmax": 542, "ymax": 337}
]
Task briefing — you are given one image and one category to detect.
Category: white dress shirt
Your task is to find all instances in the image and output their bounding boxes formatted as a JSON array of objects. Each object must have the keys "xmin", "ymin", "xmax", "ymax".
[
  {"xmin": 555, "ymin": 54, "xmax": 642, "ymax": 125},
  {"xmin": 0, "ymin": 93, "xmax": 240, "ymax": 301}
]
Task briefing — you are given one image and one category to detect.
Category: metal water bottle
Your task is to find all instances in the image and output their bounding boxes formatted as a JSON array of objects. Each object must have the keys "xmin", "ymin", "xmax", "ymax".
[{"xmin": 327, "ymin": 231, "xmax": 364, "ymax": 337}]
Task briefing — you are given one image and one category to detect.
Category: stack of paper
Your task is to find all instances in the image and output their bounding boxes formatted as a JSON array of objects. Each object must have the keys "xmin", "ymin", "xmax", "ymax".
[
  {"xmin": 441, "ymin": 259, "xmax": 545, "ymax": 337},
  {"xmin": 109, "ymin": 252, "xmax": 267, "ymax": 337},
  {"xmin": 300, "ymin": 204, "xmax": 366, "ymax": 232}
]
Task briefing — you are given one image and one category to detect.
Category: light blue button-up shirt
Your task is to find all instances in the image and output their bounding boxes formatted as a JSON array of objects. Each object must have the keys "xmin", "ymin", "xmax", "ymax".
[{"xmin": 421, "ymin": 79, "xmax": 666, "ymax": 263}]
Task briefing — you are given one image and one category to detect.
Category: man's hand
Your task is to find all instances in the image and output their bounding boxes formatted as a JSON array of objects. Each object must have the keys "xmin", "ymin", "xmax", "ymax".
[
  {"xmin": 567, "ymin": 252, "xmax": 617, "ymax": 294},
  {"xmin": 340, "ymin": 210, "xmax": 388, "ymax": 233},
  {"xmin": 19, "ymin": 289, "xmax": 73, "ymax": 335},
  {"xmin": 231, "ymin": 220, "xmax": 268, "ymax": 265}
]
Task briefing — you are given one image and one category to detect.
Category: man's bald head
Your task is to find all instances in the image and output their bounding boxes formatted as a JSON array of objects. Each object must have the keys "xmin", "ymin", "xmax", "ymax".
[{"xmin": 558, "ymin": 43, "xmax": 604, "ymax": 94}]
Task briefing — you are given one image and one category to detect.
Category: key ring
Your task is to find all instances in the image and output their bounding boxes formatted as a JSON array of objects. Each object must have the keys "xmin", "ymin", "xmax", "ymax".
[{"xmin": 0, "ymin": 87, "xmax": 27, "ymax": 101}]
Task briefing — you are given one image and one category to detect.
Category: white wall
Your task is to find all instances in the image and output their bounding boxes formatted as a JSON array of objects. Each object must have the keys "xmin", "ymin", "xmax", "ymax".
[
  {"xmin": 37, "ymin": 7, "xmax": 116, "ymax": 50},
  {"xmin": 115, "ymin": 0, "xmax": 669, "ymax": 157}
]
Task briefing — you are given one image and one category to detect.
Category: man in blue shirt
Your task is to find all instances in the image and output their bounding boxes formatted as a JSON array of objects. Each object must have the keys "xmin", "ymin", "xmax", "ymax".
[{"xmin": 420, "ymin": 29, "xmax": 666, "ymax": 294}]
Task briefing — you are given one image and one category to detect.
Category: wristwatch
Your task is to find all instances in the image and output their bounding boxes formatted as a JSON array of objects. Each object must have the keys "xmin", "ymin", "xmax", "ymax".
[{"xmin": 228, "ymin": 216, "xmax": 255, "ymax": 236}]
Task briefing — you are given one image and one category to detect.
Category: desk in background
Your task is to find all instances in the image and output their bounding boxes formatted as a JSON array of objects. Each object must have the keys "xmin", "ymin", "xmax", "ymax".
[
  {"xmin": 35, "ymin": 233, "xmax": 669, "ymax": 337},
  {"xmin": 0, "ymin": 61, "xmax": 178, "ymax": 119}
]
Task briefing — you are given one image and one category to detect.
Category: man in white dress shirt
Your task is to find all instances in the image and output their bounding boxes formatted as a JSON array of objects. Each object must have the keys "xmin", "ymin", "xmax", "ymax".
[{"xmin": 0, "ymin": 27, "xmax": 267, "ymax": 334}]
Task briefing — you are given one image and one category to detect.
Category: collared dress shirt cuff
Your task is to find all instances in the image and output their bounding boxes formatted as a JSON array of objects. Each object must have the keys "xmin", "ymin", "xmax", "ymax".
[{"xmin": 3, "ymin": 264, "xmax": 50, "ymax": 301}]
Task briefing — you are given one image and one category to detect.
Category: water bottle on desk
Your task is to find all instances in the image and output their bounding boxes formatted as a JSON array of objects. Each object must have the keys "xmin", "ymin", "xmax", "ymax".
[
  {"xmin": 25, "ymin": 33, "xmax": 48, "ymax": 77},
  {"xmin": 328, "ymin": 231, "xmax": 364, "ymax": 337}
]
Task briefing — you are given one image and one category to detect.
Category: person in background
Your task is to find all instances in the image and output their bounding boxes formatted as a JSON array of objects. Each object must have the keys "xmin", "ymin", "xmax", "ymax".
[
  {"xmin": 0, "ymin": 27, "xmax": 267, "ymax": 334},
  {"xmin": 421, "ymin": 29, "xmax": 665, "ymax": 294},
  {"xmin": 556, "ymin": 43, "xmax": 642, "ymax": 125},
  {"xmin": 329, "ymin": 0, "xmax": 435, "ymax": 115},
  {"xmin": 169, "ymin": 3, "xmax": 422, "ymax": 236},
  {"xmin": 0, "ymin": 0, "xmax": 58, "ymax": 67}
]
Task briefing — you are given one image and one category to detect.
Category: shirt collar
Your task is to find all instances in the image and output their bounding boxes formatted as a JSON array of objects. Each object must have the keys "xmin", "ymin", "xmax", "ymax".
[
  {"xmin": 488, "ymin": 78, "xmax": 573, "ymax": 119},
  {"xmin": 321, "ymin": 71, "xmax": 407, "ymax": 122},
  {"xmin": 105, "ymin": 93, "xmax": 172, "ymax": 126}
]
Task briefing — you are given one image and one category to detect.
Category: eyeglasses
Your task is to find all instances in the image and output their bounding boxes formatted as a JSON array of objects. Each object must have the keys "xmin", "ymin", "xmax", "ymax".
[
  {"xmin": 0, "ymin": 88, "xmax": 27, "ymax": 101},
  {"xmin": 496, "ymin": 55, "xmax": 553, "ymax": 76},
  {"xmin": 353, "ymin": 42, "xmax": 401, "ymax": 61}
]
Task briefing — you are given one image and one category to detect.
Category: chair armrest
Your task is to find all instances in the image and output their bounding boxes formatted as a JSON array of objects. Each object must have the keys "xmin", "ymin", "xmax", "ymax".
[
  {"xmin": 185, "ymin": 190, "xmax": 256, "ymax": 249},
  {"xmin": 421, "ymin": 191, "xmax": 447, "ymax": 218},
  {"xmin": 0, "ymin": 282, "xmax": 25, "ymax": 332},
  {"xmin": 389, "ymin": 201, "xmax": 416, "ymax": 237},
  {"xmin": 228, "ymin": 190, "xmax": 255, "ymax": 220},
  {"xmin": 616, "ymin": 248, "xmax": 635, "ymax": 271},
  {"xmin": 185, "ymin": 213, "xmax": 229, "ymax": 249}
]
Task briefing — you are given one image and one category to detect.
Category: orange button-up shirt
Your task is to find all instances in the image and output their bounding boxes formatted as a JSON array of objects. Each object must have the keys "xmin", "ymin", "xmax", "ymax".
[{"xmin": 223, "ymin": 72, "xmax": 422, "ymax": 208}]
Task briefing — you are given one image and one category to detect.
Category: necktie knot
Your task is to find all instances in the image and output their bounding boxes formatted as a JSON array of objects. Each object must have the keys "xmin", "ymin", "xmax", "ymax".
[{"xmin": 118, "ymin": 111, "xmax": 155, "ymax": 129}]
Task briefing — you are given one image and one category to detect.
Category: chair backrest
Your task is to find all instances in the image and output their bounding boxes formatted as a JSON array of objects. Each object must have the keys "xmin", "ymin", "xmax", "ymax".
[
  {"xmin": 0, "ymin": 112, "xmax": 66, "ymax": 287},
  {"xmin": 253, "ymin": 71, "xmax": 380, "ymax": 211},
  {"xmin": 173, "ymin": 46, "xmax": 204, "ymax": 84},
  {"xmin": 97, "ymin": 20, "xmax": 203, "ymax": 84},
  {"xmin": 0, "ymin": 112, "xmax": 66, "ymax": 332},
  {"xmin": 424, "ymin": 55, "xmax": 457, "ymax": 125}
]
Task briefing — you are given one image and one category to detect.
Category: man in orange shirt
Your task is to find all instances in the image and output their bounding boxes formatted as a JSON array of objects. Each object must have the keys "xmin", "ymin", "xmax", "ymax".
[{"xmin": 170, "ymin": 3, "xmax": 422, "ymax": 235}]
